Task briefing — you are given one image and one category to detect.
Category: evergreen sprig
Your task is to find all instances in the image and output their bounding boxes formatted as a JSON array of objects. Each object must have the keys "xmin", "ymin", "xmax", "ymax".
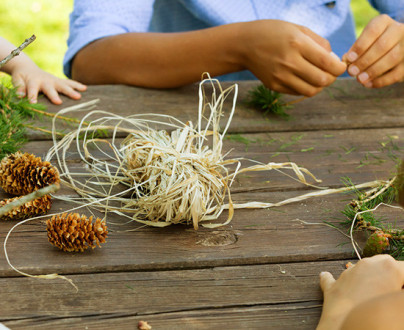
[
  {"xmin": 0, "ymin": 82, "xmax": 110, "ymax": 161},
  {"xmin": 0, "ymin": 108, "xmax": 26, "ymax": 158},
  {"xmin": 341, "ymin": 177, "xmax": 403, "ymax": 260},
  {"xmin": 246, "ymin": 84, "xmax": 292, "ymax": 119},
  {"xmin": 0, "ymin": 83, "xmax": 48, "ymax": 159}
]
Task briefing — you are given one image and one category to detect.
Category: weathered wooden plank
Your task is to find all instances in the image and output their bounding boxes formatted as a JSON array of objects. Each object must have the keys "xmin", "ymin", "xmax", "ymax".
[
  {"xmin": 2, "ymin": 304, "xmax": 321, "ymax": 330},
  {"xmin": 3, "ymin": 79, "xmax": 402, "ymax": 330},
  {"xmin": 22, "ymin": 125, "xmax": 404, "ymax": 158},
  {"xmin": 26, "ymin": 79, "xmax": 404, "ymax": 140},
  {"xmin": 105, "ymin": 305, "xmax": 320, "ymax": 330},
  {"xmin": 0, "ymin": 125, "xmax": 402, "ymax": 275},
  {"xmin": 0, "ymin": 190, "xmax": 401, "ymax": 276},
  {"xmin": 0, "ymin": 260, "xmax": 348, "ymax": 329}
]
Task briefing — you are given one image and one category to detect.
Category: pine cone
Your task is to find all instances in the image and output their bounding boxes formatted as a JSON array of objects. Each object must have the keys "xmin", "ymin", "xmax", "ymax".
[
  {"xmin": 363, "ymin": 231, "xmax": 390, "ymax": 257},
  {"xmin": 0, "ymin": 151, "xmax": 60, "ymax": 195},
  {"xmin": 0, "ymin": 195, "xmax": 52, "ymax": 221},
  {"xmin": 47, "ymin": 213, "xmax": 108, "ymax": 252}
]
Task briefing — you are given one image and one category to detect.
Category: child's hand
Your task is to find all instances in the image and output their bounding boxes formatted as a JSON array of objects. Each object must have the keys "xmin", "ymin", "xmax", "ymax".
[
  {"xmin": 317, "ymin": 255, "xmax": 404, "ymax": 330},
  {"xmin": 11, "ymin": 63, "xmax": 87, "ymax": 105},
  {"xmin": 343, "ymin": 14, "xmax": 404, "ymax": 88}
]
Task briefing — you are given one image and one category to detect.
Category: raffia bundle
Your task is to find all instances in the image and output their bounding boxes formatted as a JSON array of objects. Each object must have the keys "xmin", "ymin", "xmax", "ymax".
[
  {"xmin": 47, "ymin": 213, "xmax": 108, "ymax": 252},
  {"xmin": 43, "ymin": 77, "xmax": 334, "ymax": 230},
  {"xmin": 122, "ymin": 126, "xmax": 230, "ymax": 229}
]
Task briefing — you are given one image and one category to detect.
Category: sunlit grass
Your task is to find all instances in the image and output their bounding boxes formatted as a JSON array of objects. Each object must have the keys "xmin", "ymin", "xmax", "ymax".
[
  {"xmin": 351, "ymin": 0, "xmax": 379, "ymax": 36},
  {"xmin": 0, "ymin": 0, "xmax": 72, "ymax": 77}
]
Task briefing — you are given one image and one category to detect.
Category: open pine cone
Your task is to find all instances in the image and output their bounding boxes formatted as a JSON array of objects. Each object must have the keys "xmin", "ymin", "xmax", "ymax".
[
  {"xmin": 47, "ymin": 213, "xmax": 108, "ymax": 252},
  {"xmin": 0, "ymin": 151, "xmax": 60, "ymax": 195},
  {"xmin": 0, "ymin": 195, "xmax": 52, "ymax": 221}
]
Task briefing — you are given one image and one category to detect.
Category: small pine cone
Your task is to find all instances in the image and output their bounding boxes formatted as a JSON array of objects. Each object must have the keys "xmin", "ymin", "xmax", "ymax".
[
  {"xmin": 0, "ymin": 195, "xmax": 52, "ymax": 221},
  {"xmin": 0, "ymin": 151, "xmax": 60, "ymax": 195},
  {"xmin": 47, "ymin": 213, "xmax": 108, "ymax": 252},
  {"xmin": 363, "ymin": 231, "xmax": 390, "ymax": 257}
]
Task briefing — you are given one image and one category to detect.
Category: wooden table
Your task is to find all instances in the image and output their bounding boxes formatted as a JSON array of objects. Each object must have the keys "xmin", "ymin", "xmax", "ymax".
[{"xmin": 1, "ymin": 79, "xmax": 404, "ymax": 329}]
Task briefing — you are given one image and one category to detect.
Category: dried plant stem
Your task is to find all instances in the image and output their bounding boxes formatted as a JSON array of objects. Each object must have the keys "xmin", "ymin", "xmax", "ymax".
[
  {"xmin": 285, "ymin": 96, "xmax": 308, "ymax": 106},
  {"xmin": 360, "ymin": 176, "xmax": 395, "ymax": 205},
  {"xmin": 348, "ymin": 178, "xmax": 401, "ymax": 238},
  {"xmin": 0, "ymin": 35, "xmax": 36, "ymax": 69},
  {"xmin": 3, "ymin": 207, "xmax": 78, "ymax": 291},
  {"xmin": 28, "ymin": 107, "xmax": 89, "ymax": 126},
  {"xmin": 23, "ymin": 124, "xmax": 65, "ymax": 137},
  {"xmin": 3, "ymin": 184, "xmax": 135, "ymax": 291},
  {"xmin": 218, "ymin": 179, "xmax": 385, "ymax": 211},
  {"xmin": 0, "ymin": 183, "xmax": 60, "ymax": 218}
]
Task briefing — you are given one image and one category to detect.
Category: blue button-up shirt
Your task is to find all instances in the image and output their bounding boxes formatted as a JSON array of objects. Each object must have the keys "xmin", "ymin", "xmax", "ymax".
[{"xmin": 64, "ymin": 0, "xmax": 404, "ymax": 80}]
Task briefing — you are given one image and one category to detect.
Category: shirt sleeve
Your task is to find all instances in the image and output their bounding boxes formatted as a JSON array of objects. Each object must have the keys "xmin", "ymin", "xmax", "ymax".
[
  {"xmin": 367, "ymin": 0, "xmax": 404, "ymax": 22},
  {"xmin": 63, "ymin": 0, "xmax": 154, "ymax": 77}
]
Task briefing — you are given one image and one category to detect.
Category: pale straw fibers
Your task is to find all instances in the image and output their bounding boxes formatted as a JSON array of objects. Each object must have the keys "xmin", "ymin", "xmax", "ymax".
[{"xmin": 45, "ymin": 76, "xmax": 383, "ymax": 229}]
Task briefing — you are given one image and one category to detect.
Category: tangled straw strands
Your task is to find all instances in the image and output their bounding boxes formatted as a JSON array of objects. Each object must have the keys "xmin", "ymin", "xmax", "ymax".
[{"xmin": 44, "ymin": 77, "xmax": 380, "ymax": 230}]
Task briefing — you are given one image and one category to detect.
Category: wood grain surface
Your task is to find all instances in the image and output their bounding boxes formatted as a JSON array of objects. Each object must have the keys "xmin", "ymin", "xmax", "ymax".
[{"xmin": 1, "ymin": 78, "xmax": 403, "ymax": 329}]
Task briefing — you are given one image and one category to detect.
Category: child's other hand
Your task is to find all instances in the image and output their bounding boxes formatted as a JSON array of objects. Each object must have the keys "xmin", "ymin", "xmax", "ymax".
[
  {"xmin": 317, "ymin": 255, "xmax": 404, "ymax": 330},
  {"xmin": 343, "ymin": 14, "xmax": 404, "ymax": 88},
  {"xmin": 11, "ymin": 64, "xmax": 87, "ymax": 104}
]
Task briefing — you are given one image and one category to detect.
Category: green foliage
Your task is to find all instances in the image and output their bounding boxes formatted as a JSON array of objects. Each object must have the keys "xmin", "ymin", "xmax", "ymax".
[
  {"xmin": 341, "ymin": 177, "xmax": 403, "ymax": 260},
  {"xmin": 0, "ymin": 109, "xmax": 26, "ymax": 159},
  {"xmin": 341, "ymin": 185, "xmax": 395, "ymax": 228},
  {"xmin": 394, "ymin": 160, "xmax": 404, "ymax": 206},
  {"xmin": 246, "ymin": 84, "xmax": 291, "ymax": 119},
  {"xmin": 0, "ymin": 85, "xmax": 37, "ymax": 159}
]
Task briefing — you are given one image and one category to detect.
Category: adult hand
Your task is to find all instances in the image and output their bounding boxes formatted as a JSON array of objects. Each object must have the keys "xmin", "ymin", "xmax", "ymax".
[
  {"xmin": 242, "ymin": 20, "xmax": 347, "ymax": 97},
  {"xmin": 317, "ymin": 255, "xmax": 404, "ymax": 330},
  {"xmin": 343, "ymin": 14, "xmax": 404, "ymax": 88}
]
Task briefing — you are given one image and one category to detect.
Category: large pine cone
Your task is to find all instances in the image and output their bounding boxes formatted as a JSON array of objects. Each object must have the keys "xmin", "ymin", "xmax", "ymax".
[
  {"xmin": 47, "ymin": 213, "xmax": 108, "ymax": 252},
  {"xmin": 0, "ymin": 151, "xmax": 60, "ymax": 195},
  {"xmin": 0, "ymin": 195, "xmax": 52, "ymax": 221}
]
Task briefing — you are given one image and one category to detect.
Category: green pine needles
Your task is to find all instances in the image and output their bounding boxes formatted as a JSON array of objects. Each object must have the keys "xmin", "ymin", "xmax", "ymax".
[
  {"xmin": 0, "ymin": 80, "xmax": 105, "ymax": 161},
  {"xmin": 246, "ymin": 84, "xmax": 292, "ymax": 119},
  {"xmin": 0, "ymin": 84, "xmax": 47, "ymax": 159},
  {"xmin": 341, "ymin": 177, "xmax": 404, "ymax": 260}
]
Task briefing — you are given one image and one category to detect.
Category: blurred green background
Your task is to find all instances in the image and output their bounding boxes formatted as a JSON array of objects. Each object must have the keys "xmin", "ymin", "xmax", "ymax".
[{"xmin": 0, "ymin": 0, "xmax": 379, "ymax": 78}]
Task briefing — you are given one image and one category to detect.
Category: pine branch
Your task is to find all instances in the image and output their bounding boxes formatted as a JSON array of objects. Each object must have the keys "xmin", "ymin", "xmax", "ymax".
[
  {"xmin": 0, "ymin": 35, "xmax": 36, "ymax": 69},
  {"xmin": 341, "ymin": 177, "xmax": 404, "ymax": 259},
  {"xmin": 27, "ymin": 106, "xmax": 89, "ymax": 126},
  {"xmin": 23, "ymin": 124, "xmax": 65, "ymax": 137},
  {"xmin": 0, "ymin": 84, "xmax": 85, "ymax": 159}
]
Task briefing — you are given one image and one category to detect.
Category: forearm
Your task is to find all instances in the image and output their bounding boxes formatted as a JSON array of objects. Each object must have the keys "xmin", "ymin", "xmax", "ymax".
[
  {"xmin": 341, "ymin": 291, "xmax": 404, "ymax": 330},
  {"xmin": 0, "ymin": 37, "xmax": 36, "ymax": 74},
  {"xmin": 0, "ymin": 37, "xmax": 37, "ymax": 75},
  {"xmin": 71, "ymin": 23, "xmax": 246, "ymax": 88}
]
